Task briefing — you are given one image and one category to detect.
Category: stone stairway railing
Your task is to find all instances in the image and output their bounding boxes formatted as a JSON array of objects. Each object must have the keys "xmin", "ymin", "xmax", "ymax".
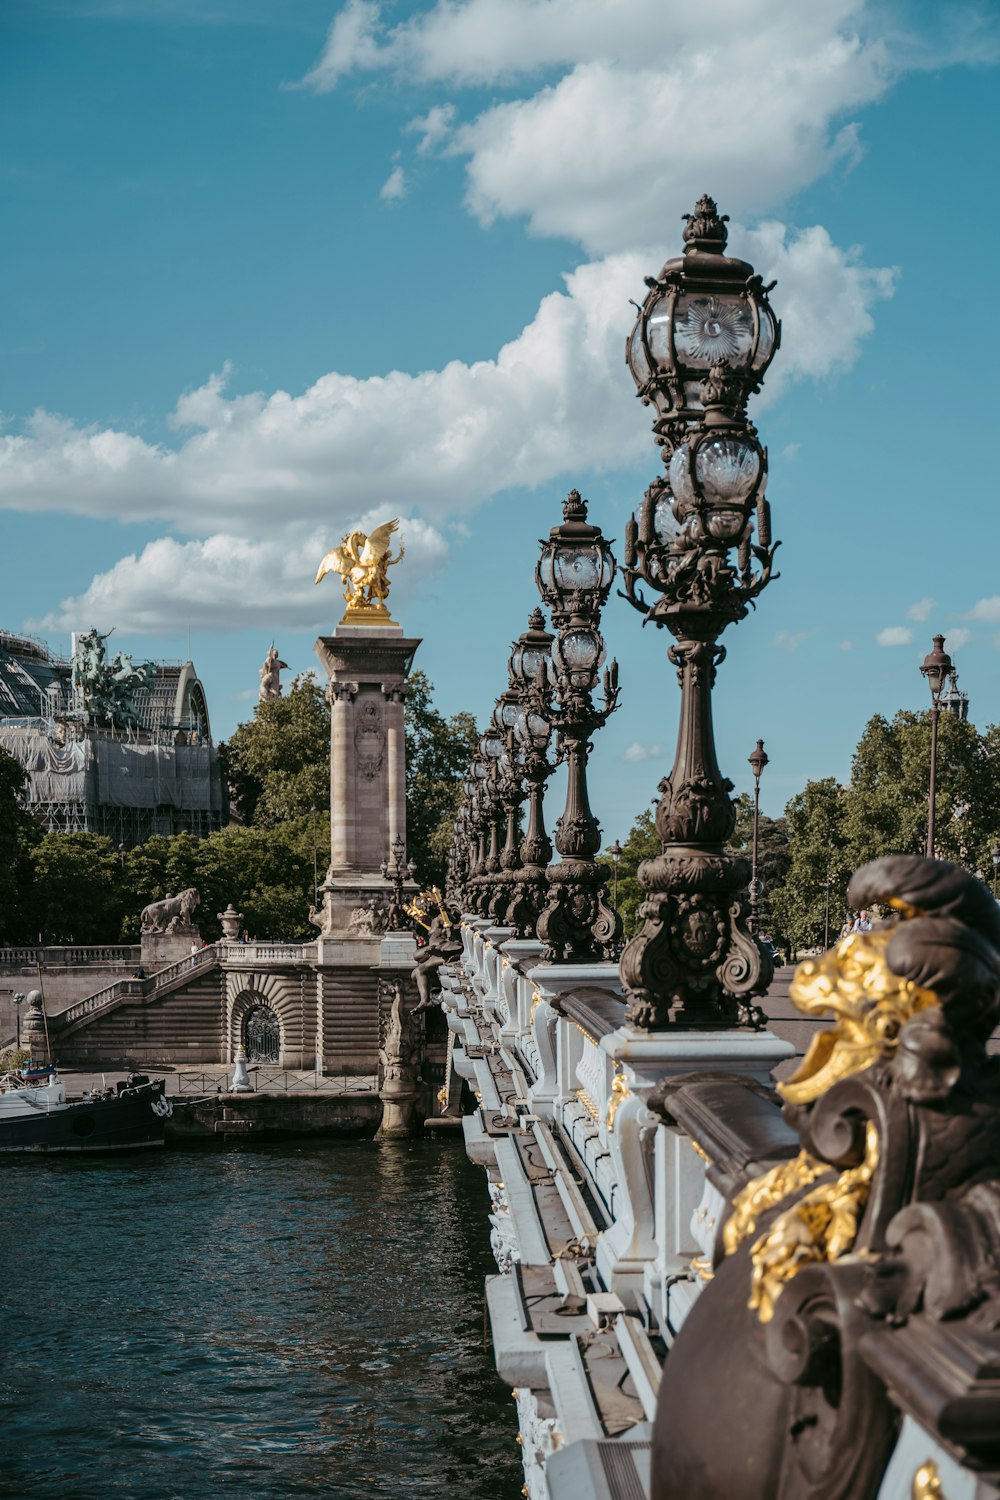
[{"xmin": 52, "ymin": 945, "xmax": 220, "ymax": 1032}]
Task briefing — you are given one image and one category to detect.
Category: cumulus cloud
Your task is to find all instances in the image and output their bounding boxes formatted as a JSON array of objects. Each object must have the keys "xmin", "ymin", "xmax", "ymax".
[
  {"xmin": 622, "ymin": 741, "xmax": 662, "ymax": 762},
  {"xmin": 379, "ymin": 164, "xmax": 407, "ymax": 200},
  {"xmin": 30, "ymin": 518, "xmax": 449, "ymax": 636},
  {"xmin": 405, "ymin": 102, "xmax": 457, "ymax": 153},
  {"xmin": 907, "ymin": 596, "xmax": 936, "ymax": 621},
  {"xmin": 968, "ymin": 596, "xmax": 1000, "ymax": 623},
  {"xmin": 877, "ymin": 625, "xmax": 913, "ymax": 647},
  {"xmin": 945, "ymin": 627, "xmax": 972, "ymax": 650}
]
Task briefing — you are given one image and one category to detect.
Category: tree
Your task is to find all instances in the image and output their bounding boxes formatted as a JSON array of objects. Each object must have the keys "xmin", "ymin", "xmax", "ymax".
[
  {"xmin": 405, "ymin": 671, "xmax": 480, "ymax": 889},
  {"xmin": 769, "ymin": 778, "xmax": 851, "ymax": 956},
  {"xmin": 605, "ymin": 811, "xmax": 660, "ymax": 938},
  {"xmin": 0, "ymin": 749, "xmax": 39, "ymax": 943},
  {"xmin": 843, "ymin": 710, "xmax": 1000, "ymax": 878},
  {"xmin": 26, "ymin": 832, "xmax": 125, "ymax": 944},
  {"xmin": 219, "ymin": 675, "xmax": 330, "ymax": 827}
]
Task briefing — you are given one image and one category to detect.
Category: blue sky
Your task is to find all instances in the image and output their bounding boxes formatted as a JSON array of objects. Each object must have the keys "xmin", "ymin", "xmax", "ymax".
[{"xmin": 1, "ymin": 0, "xmax": 998, "ymax": 841}]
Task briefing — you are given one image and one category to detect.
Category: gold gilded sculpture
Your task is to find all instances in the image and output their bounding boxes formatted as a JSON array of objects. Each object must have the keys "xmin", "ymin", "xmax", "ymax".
[
  {"xmin": 724, "ymin": 921, "xmax": 939, "ymax": 1322},
  {"xmin": 315, "ymin": 519, "xmax": 404, "ymax": 622}
]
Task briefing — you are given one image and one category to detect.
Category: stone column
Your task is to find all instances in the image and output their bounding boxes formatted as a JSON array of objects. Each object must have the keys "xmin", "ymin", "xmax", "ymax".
[
  {"xmin": 329, "ymin": 681, "xmax": 358, "ymax": 871},
  {"xmin": 382, "ymin": 684, "xmax": 409, "ymax": 854}
]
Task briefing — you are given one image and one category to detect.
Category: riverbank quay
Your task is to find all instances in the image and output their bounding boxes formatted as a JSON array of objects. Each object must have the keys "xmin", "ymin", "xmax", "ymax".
[
  {"xmin": 442, "ymin": 917, "xmax": 993, "ymax": 1500},
  {"xmin": 55, "ymin": 1065, "xmax": 383, "ymax": 1142}
]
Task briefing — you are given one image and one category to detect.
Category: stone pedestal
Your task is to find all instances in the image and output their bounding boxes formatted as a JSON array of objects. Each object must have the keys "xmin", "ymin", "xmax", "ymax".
[
  {"xmin": 141, "ymin": 928, "xmax": 202, "ymax": 967},
  {"xmin": 314, "ymin": 621, "xmax": 421, "ymax": 935}
]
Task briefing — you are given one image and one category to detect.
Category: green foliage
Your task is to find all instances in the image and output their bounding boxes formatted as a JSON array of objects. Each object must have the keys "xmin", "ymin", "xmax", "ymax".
[
  {"xmin": 405, "ymin": 670, "xmax": 480, "ymax": 890},
  {"xmin": 605, "ymin": 810, "xmax": 660, "ymax": 938},
  {"xmin": 27, "ymin": 832, "xmax": 126, "ymax": 944},
  {"xmin": 769, "ymin": 778, "xmax": 851, "ymax": 956},
  {"xmin": 219, "ymin": 675, "xmax": 330, "ymax": 827},
  {"xmin": 0, "ymin": 749, "xmax": 39, "ymax": 944}
]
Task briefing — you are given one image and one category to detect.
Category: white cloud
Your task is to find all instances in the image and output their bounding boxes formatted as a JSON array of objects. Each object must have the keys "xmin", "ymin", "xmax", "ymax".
[
  {"xmin": 379, "ymin": 164, "xmax": 407, "ymax": 201},
  {"xmin": 968, "ymin": 596, "xmax": 1000, "ymax": 623},
  {"xmin": 405, "ymin": 102, "xmax": 457, "ymax": 154},
  {"xmin": 840, "ymin": 640, "xmax": 854, "ymax": 651},
  {"xmin": 622, "ymin": 741, "xmax": 661, "ymax": 762},
  {"xmin": 906, "ymin": 596, "xmax": 935, "ymax": 621},
  {"xmin": 876, "ymin": 625, "xmax": 913, "ymax": 647},
  {"xmin": 773, "ymin": 629, "xmax": 808, "ymax": 652},
  {"xmin": 945, "ymin": 627, "xmax": 972, "ymax": 650},
  {"xmin": 30, "ymin": 518, "xmax": 448, "ymax": 636},
  {"xmin": 781, "ymin": 442, "xmax": 801, "ymax": 461}
]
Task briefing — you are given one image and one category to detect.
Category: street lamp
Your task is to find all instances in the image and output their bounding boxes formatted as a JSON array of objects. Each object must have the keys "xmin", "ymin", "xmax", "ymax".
[
  {"xmin": 381, "ymin": 835, "xmax": 417, "ymax": 931},
  {"xmin": 118, "ymin": 841, "xmax": 126, "ymax": 871},
  {"xmin": 919, "ymin": 633, "xmax": 953, "ymax": 859},
  {"xmin": 309, "ymin": 802, "xmax": 319, "ymax": 899},
  {"xmin": 534, "ymin": 490, "xmax": 622, "ymax": 963},
  {"xmin": 619, "ymin": 195, "xmax": 781, "ymax": 1029},
  {"xmin": 13, "ymin": 992, "xmax": 25, "ymax": 1050},
  {"xmin": 992, "ymin": 846, "xmax": 1000, "ymax": 899},
  {"xmin": 747, "ymin": 739, "xmax": 769, "ymax": 934},
  {"xmin": 506, "ymin": 608, "xmax": 556, "ymax": 938},
  {"xmin": 611, "ymin": 839, "xmax": 622, "ymax": 908}
]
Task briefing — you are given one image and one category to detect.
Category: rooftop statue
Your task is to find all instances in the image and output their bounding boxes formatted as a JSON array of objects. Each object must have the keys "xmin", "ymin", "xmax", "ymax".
[
  {"xmin": 258, "ymin": 643, "xmax": 288, "ymax": 702},
  {"xmin": 70, "ymin": 627, "xmax": 156, "ymax": 730},
  {"xmin": 651, "ymin": 854, "xmax": 1000, "ymax": 1500},
  {"xmin": 315, "ymin": 519, "xmax": 404, "ymax": 620}
]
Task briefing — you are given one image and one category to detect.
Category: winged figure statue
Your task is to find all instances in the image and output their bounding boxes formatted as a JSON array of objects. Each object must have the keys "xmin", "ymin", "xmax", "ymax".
[{"xmin": 315, "ymin": 519, "xmax": 405, "ymax": 615}]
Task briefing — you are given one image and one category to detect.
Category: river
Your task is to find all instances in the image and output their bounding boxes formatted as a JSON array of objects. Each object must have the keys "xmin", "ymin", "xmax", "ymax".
[{"xmin": 0, "ymin": 1138, "xmax": 522, "ymax": 1500}]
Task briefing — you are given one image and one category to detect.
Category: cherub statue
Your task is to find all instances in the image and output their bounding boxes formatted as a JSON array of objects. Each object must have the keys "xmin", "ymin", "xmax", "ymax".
[{"xmin": 315, "ymin": 520, "xmax": 405, "ymax": 614}]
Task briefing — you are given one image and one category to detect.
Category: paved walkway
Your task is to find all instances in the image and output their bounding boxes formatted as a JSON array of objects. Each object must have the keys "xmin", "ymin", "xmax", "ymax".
[{"xmin": 56, "ymin": 1065, "xmax": 378, "ymax": 1098}]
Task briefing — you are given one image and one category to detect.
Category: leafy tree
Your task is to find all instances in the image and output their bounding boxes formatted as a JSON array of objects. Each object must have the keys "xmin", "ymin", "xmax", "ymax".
[
  {"xmin": 26, "ymin": 832, "xmax": 125, "ymax": 944},
  {"xmin": 219, "ymin": 675, "xmax": 330, "ymax": 827},
  {"xmin": 0, "ymin": 749, "xmax": 39, "ymax": 943},
  {"xmin": 605, "ymin": 810, "xmax": 660, "ymax": 938},
  {"xmin": 769, "ymin": 778, "xmax": 851, "ymax": 956},
  {"xmin": 843, "ymin": 710, "xmax": 1000, "ymax": 878},
  {"xmin": 405, "ymin": 670, "xmax": 479, "ymax": 889}
]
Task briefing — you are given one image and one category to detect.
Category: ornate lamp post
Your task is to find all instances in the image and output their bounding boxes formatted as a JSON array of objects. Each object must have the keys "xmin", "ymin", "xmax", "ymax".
[
  {"xmin": 14, "ymin": 992, "xmax": 25, "ymax": 1050},
  {"xmin": 620, "ymin": 195, "xmax": 781, "ymax": 1028},
  {"xmin": 381, "ymin": 835, "xmax": 417, "ymax": 931},
  {"xmin": 747, "ymin": 739, "xmax": 769, "ymax": 934},
  {"xmin": 534, "ymin": 490, "xmax": 622, "ymax": 962},
  {"xmin": 611, "ymin": 839, "xmax": 622, "ymax": 908},
  {"xmin": 920, "ymin": 634, "xmax": 953, "ymax": 859},
  {"xmin": 478, "ymin": 726, "xmax": 506, "ymax": 920},
  {"xmin": 505, "ymin": 609, "xmax": 557, "ymax": 937}
]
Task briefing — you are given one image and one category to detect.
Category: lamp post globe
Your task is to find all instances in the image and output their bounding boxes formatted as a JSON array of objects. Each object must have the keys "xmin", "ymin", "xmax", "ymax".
[{"xmin": 920, "ymin": 633, "xmax": 954, "ymax": 859}]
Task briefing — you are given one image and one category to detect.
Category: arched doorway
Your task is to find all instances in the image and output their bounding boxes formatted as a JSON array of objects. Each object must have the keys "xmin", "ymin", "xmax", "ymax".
[{"xmin": 243, "ymin": 1003, "xmax": 281, "ymax": 1064}]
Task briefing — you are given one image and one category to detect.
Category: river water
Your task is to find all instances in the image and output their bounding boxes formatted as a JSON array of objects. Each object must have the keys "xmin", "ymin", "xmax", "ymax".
[{"xmin": 0, "ymin": 1139, "xmax": 522, "ymax": 1500}]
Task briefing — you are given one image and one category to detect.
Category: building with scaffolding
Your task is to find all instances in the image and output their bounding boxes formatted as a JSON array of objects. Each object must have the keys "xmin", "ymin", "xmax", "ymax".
[{"xmin": 0, "ymin": 629, "xmax": 226, "ymax": 846}]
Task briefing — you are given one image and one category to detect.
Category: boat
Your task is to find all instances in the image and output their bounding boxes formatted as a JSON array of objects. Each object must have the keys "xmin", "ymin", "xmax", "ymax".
[{"xmin": 0, "ymin": 1064, "xmax": 172, "ymax": 1153}]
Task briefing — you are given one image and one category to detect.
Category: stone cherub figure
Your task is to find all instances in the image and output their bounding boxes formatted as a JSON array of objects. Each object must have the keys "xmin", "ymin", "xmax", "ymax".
[{"xmin": 315, "ymin": 520, "xmax": 405, "ymax": 614}]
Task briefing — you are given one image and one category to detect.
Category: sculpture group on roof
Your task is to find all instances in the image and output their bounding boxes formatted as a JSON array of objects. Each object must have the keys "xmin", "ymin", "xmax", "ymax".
[{"xmin": 71, "ymin": 628, "xmax": 156, "ymax": 731}]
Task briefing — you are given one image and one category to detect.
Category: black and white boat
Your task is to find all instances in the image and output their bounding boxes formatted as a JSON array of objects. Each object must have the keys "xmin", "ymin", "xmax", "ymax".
[{"xmin": 0, "ymin": 1064, "xmax": 172, "ymax": 1153}]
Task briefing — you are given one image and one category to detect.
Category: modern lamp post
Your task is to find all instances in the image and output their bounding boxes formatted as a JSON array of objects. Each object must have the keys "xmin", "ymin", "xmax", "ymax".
[
  {"xmin": 992, "ymin": 845, "xmax": 1000, "ymax": 899},
  {"xmin": 747, "ymin": 739, "xmax": 768, "ymax": 934},
  {"xmin": 611, "ymin": 839, "xmax": 622, "ymax": 909},
  {"xmin": 620, "ymin": 194, "xmax": 781, "ymax": 1029},
  {"xmin": 534, "ymin": 490, "xmax": 622, "ymax": 963},
  {"xmin": 919, "ymin": 634, "xmax": 954, "ymax": 859}
]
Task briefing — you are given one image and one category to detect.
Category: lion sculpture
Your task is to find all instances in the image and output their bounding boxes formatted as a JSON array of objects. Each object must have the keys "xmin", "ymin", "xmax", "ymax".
[{"xmin": 140, "ymin": 888, "xmax": 201, "ymax": 935}]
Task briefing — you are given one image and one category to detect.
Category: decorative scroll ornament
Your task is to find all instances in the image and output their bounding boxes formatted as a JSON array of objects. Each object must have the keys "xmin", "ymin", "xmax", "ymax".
[{"xmin": 315, "ymin": 519, "xmax": 405, "ymax": 622}]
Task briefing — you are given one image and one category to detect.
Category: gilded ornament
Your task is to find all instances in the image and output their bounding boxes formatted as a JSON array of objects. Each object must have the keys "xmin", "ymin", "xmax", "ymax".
[
  {"xmin": 315, "ymin": 519, "xmax": 404, "ymax": 623},
  {"xmin": 748, "ymin": 1122, "xmax": 880, "ymax": 1323},
  {"xmin": 780, "ymin": 927, "xmax": 937, "ymax": 1105},
  {"xmin": 576, "ymin": 1088, "xmax": 600, "ymax": 1124},
  {"xmin": 911, "ymin": 1460, "xmax": 944, "ymax": 1499},
  {"xmin": 723, "ymin": 1149, "xmax": 831, "ymax": 1258},
  {"xmin": 606, "ymin": 1067, "xmax": 630, "ymax": 1131}
]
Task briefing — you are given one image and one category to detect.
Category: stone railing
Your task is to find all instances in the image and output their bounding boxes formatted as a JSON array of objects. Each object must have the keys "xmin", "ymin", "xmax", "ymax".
[
  {"xmin": 444, "ymin": 915, "xmax": 982, "ymax": 1500},
  {"xmin": 53, "ymin": 945, "xmax": 219, "ymax": 1031},
  {"xmin": 0, "ymin": 945, "xmax": 141, "ymax": 969},
  {"xmin": 218, "ymin": 941, "xmax": 313, "ymax": 964}
]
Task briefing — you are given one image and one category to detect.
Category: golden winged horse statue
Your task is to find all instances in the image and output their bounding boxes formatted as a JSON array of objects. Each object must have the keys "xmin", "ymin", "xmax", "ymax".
[{"xmin": 315, "ymin": 519, "xmax": 405, "ymax": 619}]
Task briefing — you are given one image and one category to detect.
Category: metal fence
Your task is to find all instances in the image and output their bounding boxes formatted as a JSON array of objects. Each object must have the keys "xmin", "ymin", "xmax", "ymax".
[{"xmin": 168, "ymin": 1069, "xmax": 377, "ymax": 1096}]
